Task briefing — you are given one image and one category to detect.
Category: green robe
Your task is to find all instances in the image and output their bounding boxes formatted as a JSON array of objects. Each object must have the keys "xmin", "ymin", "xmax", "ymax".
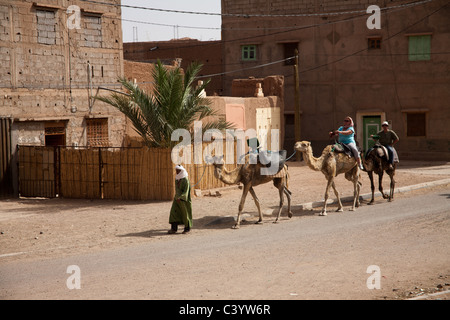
[{"xmin": 169, "ymin": 177, "xmax": 192, "ymax": 227}]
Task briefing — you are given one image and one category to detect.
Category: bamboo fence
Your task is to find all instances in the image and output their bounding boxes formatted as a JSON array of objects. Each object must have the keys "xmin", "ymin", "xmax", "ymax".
[{"xmin": 18, "ymin": 142, "xmax": 238, "ymax": 201}]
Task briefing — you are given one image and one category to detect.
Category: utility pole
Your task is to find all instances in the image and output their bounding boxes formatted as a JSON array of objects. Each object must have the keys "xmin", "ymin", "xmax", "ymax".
[{"xmin": 293, "ymin": 49, "xmax": 301, "ymax": 161}]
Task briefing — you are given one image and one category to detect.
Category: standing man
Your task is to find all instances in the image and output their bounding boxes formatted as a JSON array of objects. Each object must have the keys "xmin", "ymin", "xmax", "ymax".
[
  {"xmin": 168, "ymin": 165, "xmax": 192, "ymax": 234},
  {"xmin": 374, "ymin": 121, "xmax": 399, "ymax": 168}
]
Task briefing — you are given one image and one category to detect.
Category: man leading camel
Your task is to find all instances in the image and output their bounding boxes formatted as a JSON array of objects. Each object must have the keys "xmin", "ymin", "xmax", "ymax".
[{"xmin": 168, "ymin": 165, "xmax": 192, "ymax": 234}]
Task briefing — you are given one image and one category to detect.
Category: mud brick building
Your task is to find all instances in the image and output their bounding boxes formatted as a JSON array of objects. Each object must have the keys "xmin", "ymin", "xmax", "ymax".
[
  {"xmin": 124, "ymin": 38, "xmax": 224, "ymax": 97},
  {"xmin": 221, "ymin": 0, "xmax": 450, "ymax": 160},
  {"xmin": 0, "ymin": 0, "xmax": 125, "ymax": 148},
  {"xmin": 0, "ymin": 0, "xmax": 125, "ymax": 195}
]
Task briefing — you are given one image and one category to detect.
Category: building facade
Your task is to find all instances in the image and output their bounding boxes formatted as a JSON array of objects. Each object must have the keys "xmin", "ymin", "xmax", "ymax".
[
  {"xmin": 0, "ymin": 0, "xmax": 125, "ymax": 148},
  {"xmin": 0, "ymin": 0, "xmax": 126, "ymax": 195},
  {"xmin": 221, "ymin": 0, "xmax": 450, "ymax": 160}
]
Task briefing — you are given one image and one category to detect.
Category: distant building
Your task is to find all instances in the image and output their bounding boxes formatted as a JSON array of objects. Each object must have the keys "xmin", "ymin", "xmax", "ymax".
[{"xmin": 124, "ymin": 38, "xmax": 223, "ymax": 96}]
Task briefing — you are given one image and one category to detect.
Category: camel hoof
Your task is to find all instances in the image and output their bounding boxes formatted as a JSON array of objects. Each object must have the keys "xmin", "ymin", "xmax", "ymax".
[
  {"xmin": 288, "ymin": 212, "xmax": 293, "ymax": 219},
  {"xmin": 368, "ymin": 201, "xmax": 374, "ymax": 205},
  {"xmin": 319, "ymin": 212, "xmax": 327, "ymax": 216},
  {"xmin": 272, "ymin": 220, "xmax": 278, "ymax": 224},
  {"xmin": 336, "ymin": 208, "xmax": 344, "ymax": 212},
  {"xmin": 255, "ymin": 220, "xmax": 263, "ymax": 225},
  {"xmin": 231, "ymin": 224, "xmax": 240, "ymax": 229}
]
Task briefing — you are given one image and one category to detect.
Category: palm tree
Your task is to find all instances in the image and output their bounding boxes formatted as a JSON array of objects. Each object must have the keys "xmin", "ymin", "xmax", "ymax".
[{"xmin": 96, "ymin": 60, "xmax": 233, "ymax": 148}]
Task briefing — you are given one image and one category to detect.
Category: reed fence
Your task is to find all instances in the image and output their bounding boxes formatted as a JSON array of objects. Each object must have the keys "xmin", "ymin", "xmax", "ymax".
[{"xmin": 17, "ymin": 143, "xmax": 238, "ymax": 201}]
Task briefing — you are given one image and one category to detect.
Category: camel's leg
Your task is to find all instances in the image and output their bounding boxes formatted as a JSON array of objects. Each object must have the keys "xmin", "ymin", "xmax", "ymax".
[
  {"xmin": 234, "ymin": 184, "xmax": 250, "ymax": 229},
  {"xmin": 321, "ymin": 178, "xmax": 333, "ymax": 216},
  {"xmin": 356, "ymin": 179, "xmax": 362, "ymax": 207},
  {"xmin": 378, "ymin": 171, "xmax": 388, "ymax": 199},
  {"xmin": 331, "ymin": 181, "xmax": 343, "ymax": 212},
  {"xmin": 368, "ymin": 171, "xmax": 375, "ymax": 204},
  {"xmin": 249, "ymin": 187, "xmax": 263, "ymax": 224},
  {"xmin": 348, "ymin": 167, "xmax": 361, "ymax": 211},
  {"xmin": 284, "ymin": 187, "xmax": 293, "ymax": 218},
  {"xmin": 350, "ymin": 179, "xmax": 361, "ymax": 211},
  {"xmin": 273, "ymin": 185, "xmax": 285, "ymax": 223},
  {"xmin": 388, "ymin": 172, "xmax": 395, "ymax": 202}
]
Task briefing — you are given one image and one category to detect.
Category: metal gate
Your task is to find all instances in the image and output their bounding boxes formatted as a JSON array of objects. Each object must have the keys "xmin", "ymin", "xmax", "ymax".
[{"xmin": 17, "ymin": 146, "xmax": 57, "ymax": 198}]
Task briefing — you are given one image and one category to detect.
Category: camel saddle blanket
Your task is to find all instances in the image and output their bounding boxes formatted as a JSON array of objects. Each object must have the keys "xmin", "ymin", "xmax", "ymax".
[
  {"xmin": 270, "ymin": 169, "xmax": 287, "ymax": 178},
  {"xmin": 367, "ymin": 144, "xmax": 399, "ymax": 163},
  {"xmin": 258, "ymin": 150, "xmax": 287, "ymax": 174},
  {"xmin": 331, "ymin": 142, "xmax": 359, "ymax": 158}
]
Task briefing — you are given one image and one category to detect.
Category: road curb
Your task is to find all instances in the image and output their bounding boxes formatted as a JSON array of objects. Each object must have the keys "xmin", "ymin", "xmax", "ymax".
[{"xmin": 299, "ymin": 178, "xmax": 450, "ymax": 210}]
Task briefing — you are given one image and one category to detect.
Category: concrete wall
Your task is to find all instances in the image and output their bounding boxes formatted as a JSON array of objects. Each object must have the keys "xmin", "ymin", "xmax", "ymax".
[
  {"xmin": 208, "ymin": 95, "xmax": 284, "ymax": 151},
  {"xmin": 221, "ymin": 0, "xmax": 450, "ymax": 160}
]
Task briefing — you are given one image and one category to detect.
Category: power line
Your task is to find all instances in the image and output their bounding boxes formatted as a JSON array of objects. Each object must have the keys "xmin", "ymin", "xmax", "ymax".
[
  {"xmin": 3, "ymin": 0, "xmax": 447, "ymax": 89},
  {"xmin": 296, "ymin": 1, "xmax": 449, "ymax": 76},
  {"xmin": 82, "ymin": 0, "xmax": 436, "ymax": 17},
  {"xmin": 198, "ymin": 0, "xmax": 449, "ymax": 79},
  {"xmin": 197, "ymin": 57, "xmax": 296, "ymax": 79},
  {"xmin": 121, "ymin": 0, "xmax": 439, "ymax": 56}
]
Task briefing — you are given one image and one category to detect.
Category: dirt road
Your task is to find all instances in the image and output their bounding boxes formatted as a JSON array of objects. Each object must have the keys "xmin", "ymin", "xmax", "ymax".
[{"xmin": 0, "ymin": 160, "xmax": 449, "ymax": 300}]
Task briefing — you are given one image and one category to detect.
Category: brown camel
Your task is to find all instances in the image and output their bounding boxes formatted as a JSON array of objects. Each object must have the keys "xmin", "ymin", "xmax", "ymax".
[
  {"xmin": 362, "ymin": 147, "xmax": 396, "ymax": 204},
  {"xmin": 294, "ymin": 141, "xmax": 362, "ymax": 215},
  {"xmin": 210, "ymin": 156, "xmax": 292, "ymax": 229}
]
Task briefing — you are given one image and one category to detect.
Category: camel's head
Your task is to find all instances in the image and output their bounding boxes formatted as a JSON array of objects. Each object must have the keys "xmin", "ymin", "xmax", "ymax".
[
  {"xmin": 294, "ymin": 141, "xmax": 311, "ymax": 152},
  {"xmin": 205, "ymin": 155, "xmax": 225, "ymax": 179}
]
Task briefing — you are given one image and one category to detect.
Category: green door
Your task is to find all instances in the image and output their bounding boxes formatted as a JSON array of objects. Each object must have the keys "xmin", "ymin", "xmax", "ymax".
[{"xmin": 363, "ymin": 116, "xmax": 381, "ymax": 151}]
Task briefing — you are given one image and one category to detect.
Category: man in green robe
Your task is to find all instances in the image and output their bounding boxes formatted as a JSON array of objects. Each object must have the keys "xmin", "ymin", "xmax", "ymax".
[{"xmin": 168, "ymin": 165, "xmax": 192, "ymax": 234}]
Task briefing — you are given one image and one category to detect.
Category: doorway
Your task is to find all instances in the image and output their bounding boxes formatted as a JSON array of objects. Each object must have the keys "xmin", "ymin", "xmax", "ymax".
[{"xmin": 362, "ymin": 115, "xmax": 381, "ymax": 151}]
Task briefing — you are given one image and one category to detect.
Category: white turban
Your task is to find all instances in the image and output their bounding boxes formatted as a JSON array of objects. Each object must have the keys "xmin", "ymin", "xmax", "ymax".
[{"xmin": 175, "ymin": 165, "xmax": 188, "ymax": 181}]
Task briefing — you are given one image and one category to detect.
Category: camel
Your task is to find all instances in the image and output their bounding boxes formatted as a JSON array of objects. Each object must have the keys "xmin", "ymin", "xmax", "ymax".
[
  {"xmin": 210, "ymin": 156, "xmax": 293, "ymax": 229},
  {"xmin": 294, "ymin": 141, "xmax": 362, "ymax": 215},
  {"xmin": 362, "ymin": 147, "xmax": 396, "ymax": 204}
]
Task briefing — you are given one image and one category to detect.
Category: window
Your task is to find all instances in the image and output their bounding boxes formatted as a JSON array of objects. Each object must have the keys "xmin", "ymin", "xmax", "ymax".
[
  {"xmin": 408, "ymin": 35, "xmax": 431, "ymax": 61},
  {"xmin": 45, "ymin": 123, "xmax": 66, "ymax": 146},
  {"xmin": 86, "ymin": 118, "xmax": 109, "ymax": 146},
  {"xmin": 37, "ymin": 9, "xmax": 56, "ymax": 45},
  {"xmin": 406, "ymin": 113, "xmax": 426, "ymax": 137},
  {"xmin": 241, "ymin": 45, "xmax": 257, "ymax": 61},
  {"xmin": 82, "ymin": 13, "xmax": 102, "ymax": 48},
  {"xmin": 368, "ymin": 37, "xmax": 381, "ymax": 49},
  {"xmin": 283, "ymin": 42, "xmax": 298, "ymax": 65}
]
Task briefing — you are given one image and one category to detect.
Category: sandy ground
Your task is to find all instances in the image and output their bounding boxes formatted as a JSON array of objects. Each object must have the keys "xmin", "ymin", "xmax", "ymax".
[{"xmin": 0, "ymin": 160, "xmax": 449, "ymax": 299}]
